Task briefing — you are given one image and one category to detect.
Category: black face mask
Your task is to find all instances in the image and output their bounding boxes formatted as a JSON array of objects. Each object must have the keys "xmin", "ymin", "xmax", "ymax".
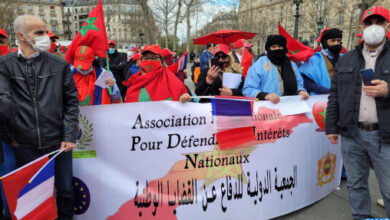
[
  {"xmin": 218, "ymin": 61, "xmax": 229, "ymax": 70},
  {"xmin": 327, "ymin": 44, "xmax": 342, "ymax": 55},
  {"xmin": 267, "ymin": 48, "xmax": 287, "ymax": 65}
]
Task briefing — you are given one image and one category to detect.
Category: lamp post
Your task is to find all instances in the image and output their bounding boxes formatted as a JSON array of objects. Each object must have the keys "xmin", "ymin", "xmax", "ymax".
[
  {"xmin": 139, "ymin": 31, "xmax": 144, "ymax": 47},
  {"xmin": 317, "ymin": 17, "xmax": 324, "ymax": 46},
  {"xmin": 293, "ymin": 0, "xmax": 303, "ymax": 39}
]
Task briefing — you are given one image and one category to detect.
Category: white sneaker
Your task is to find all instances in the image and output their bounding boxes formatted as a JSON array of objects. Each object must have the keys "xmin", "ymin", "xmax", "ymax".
[{"xmin": 377, "ymin": 199, "xmax": 385, "ymax": 208}]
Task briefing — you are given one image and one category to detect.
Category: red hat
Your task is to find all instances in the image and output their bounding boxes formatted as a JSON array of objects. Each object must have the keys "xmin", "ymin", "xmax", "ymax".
[
  {"xmin": 141, "ymin": 44, "xmax": 162, "ymax": 55},
  {"xmin": 132, "ymin": 53, "xmax": 141, "ymax": 61},
  {"xmin": 213, "ymin": 44, "xmax": 229, "ymax": 55},
  {"xmin": 234, "ymin": 39, "xmax": 245, "ymax": 49},
  {"xmin": 134, "ymin": 47, "xmax": 139, "ymax": 53},
  {"xmin": 74, "ymin": 46, "xmax": 95, "ymax": 70},
  {"xmin": 108, "ymin": 40, "xmax": 116, "ymax": 46},
  {"xmin": 161, "ymin": 48, "xmax": 175, "ymax": 57},
  {"xmin": 0, "ymin": 29, "xmax": 8, "ymax": 38},
  {"xmin": 316, "ymin": 28, "xmax": 331, "ymax": 42},
  {"xmin": 47, "ymin": 31, "xmax": 59, "ymax": 39},
  {"xmin": 361, "ymin": 6, "xmax": 390, "ymax": 23}
]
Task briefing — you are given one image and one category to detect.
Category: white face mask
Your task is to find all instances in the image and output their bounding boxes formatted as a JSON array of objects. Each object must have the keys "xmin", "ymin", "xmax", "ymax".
[
  {"xmin": 25, "ymin": 34, "xmax": 51, "ymax": 52},
  {"xmin": 363, "ymin": 24, "xmax": 388, "ymax": 46}
]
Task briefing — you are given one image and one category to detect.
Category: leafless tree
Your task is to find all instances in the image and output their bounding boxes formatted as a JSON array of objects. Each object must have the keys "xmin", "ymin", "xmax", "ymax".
[
  {"xmin": 173, "ymin": 0, "xmax": 184, "ymax": 52},
  {"xmin": 0, "ymin": 0, "xmax": 16, "ymax": 30},
  {"xmin": 135, "ymin": 0, "xmax": 156, "ymax": 44},
  {"xmin": 150, "ymin": 0, "xmax": 177, "ymax": 48},
  {"xmin": 183, "ymin": 0, "xmax": 204, "ymax": 55}
]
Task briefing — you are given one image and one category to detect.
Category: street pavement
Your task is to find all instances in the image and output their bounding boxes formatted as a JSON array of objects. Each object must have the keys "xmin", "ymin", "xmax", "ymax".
[{"xmin": 183, "ymin": 63, "xmax": 388, "ymax": 220}]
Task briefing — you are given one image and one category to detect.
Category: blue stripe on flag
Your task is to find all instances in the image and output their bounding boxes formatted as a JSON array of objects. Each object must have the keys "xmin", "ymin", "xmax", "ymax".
[
  {"xmin": 211, "ymin": 98, "xmax": 252, "ymax": 116},
  {"xmin": 18, "ymin": 159, "xmax": 54, "ymax": 198}
]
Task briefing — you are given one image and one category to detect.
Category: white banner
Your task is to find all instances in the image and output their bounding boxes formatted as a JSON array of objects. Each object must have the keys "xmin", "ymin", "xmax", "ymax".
[{"xmin": 72, "ymin": 95, "xmax": 341, "ymax": 220}]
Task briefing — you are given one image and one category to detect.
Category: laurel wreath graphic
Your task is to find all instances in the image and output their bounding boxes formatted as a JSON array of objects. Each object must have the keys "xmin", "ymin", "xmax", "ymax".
[{"xmin": 77, "ymin": 114, "xmax": 93, "ymax": 149}]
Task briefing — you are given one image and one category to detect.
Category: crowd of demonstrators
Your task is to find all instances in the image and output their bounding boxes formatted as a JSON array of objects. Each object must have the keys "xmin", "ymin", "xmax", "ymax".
[
  {"xmin": 243, "ymin": 35, "xmax": 309, "ymax": 103},
  {"xmin": 195, "ymin": 44, "xmax": 244, "ymax": 103},
  {"xmin": 326, "ymin": 6, "xmax": 390, "ymax": 219},
  {"xmin": 0, "ymin": 5, "xmax": 389, "ymax": 219},
  {"xmin": 0, "ymin": 15, "xmax": 79, "ymax": 220},
  {"xmin": 299, "ymin": 28, "xmax": 343, "ymax": 95},
  {"xmin": 71, "ymin": 45, "xmax": 120, "ymax": 106}
]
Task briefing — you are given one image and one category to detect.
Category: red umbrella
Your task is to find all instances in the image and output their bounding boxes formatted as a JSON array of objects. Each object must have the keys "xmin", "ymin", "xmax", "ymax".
[{"xmin": 193, "ymin": 29, "xmax": 257, "ymax": 45}]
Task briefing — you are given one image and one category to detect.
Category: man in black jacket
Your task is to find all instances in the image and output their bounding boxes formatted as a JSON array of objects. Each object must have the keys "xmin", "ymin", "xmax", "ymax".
[
  {"xmin": 326, "ymin": 6, "xmax": 390, "ymax": 219},
  {"xmin": 0, "ymin": 15, "xmax": 79, "ymax": 220}
]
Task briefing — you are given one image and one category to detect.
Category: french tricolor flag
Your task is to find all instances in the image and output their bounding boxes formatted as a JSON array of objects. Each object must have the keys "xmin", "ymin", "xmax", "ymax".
[
  {"xmin": 2, "ymin": 154, "xmax": 58, "ymax": 220},
  {"xmin": 211, "ymin": 97, "xmax": 256, "ymax": 150}
]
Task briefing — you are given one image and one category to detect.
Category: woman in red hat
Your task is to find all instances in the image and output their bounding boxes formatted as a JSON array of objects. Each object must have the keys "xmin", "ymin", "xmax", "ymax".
[
  {"xmin": 123, "ymin": 45, "xmax": 191, "ymax": 103},
  {"xmin": 195, "ymin": 44, "xmax": 244, "ymax": 102}
]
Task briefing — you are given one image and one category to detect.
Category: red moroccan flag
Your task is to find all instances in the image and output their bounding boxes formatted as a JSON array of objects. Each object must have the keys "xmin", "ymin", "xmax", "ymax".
[
  {"xmin": 241, "ymin": 48, "xmax": 253, "ymax": 78},
  {"xmin": 65, "ymin": 0, "xmax": 108, "ymax": 64},
  {"xmin": 278, "ymin": 22, "xmax": 314, "ymax": 62},
  {"xmin": 123, "ymin": 67, "xmax": 187, "ymax": 102}
]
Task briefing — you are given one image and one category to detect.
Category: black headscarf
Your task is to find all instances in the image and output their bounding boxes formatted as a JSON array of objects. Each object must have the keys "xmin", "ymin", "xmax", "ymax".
[
  {"xmin": 320, "ymin": 28, "xmax": 343, "ymax": 66},
  {"xmin": 265, "ymin": 35, "xmax": 297, "ymax": 96}
]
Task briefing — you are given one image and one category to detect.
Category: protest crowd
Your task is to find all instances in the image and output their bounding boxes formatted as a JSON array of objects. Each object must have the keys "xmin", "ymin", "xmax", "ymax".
[{"xmin": 0, "ymin": 0, "xmax": 389, "ymax": 219}]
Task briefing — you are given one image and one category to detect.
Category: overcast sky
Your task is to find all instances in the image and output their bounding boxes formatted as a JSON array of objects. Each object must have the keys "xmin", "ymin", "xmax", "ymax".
[{"xmin": 176, "ymin": 1, "xmax": 239, "ymax": 43}]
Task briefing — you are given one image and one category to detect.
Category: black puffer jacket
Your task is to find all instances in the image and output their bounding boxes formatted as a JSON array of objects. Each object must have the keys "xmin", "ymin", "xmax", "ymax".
[
  {"xmin": 0, "ymin": 52, "xmax": 79, "ymax": 149},
  {"xmin": 326, "ymin": 40, "xmax": 390, "ymax": 142}
]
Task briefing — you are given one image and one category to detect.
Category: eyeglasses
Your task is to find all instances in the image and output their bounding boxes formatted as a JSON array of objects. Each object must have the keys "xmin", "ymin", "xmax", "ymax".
[{"xmin": 142, "ymin": 56, "xmax": 160, "ymax": 61}]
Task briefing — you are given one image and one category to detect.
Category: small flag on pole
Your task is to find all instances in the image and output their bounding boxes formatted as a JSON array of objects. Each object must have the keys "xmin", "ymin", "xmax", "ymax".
[{"xmin": 2, "ymin": 154, "xmax": 58, "ymax": 220}]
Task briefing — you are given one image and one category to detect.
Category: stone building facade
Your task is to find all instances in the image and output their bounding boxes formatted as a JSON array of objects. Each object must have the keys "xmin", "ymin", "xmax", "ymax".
[
  {"xmin": 64, "ymin": 0, "xmax": 158, "ymax": 49},
  {"xmin": 0, "ymin": 0, "xmax": 65, "ymax": 44}
]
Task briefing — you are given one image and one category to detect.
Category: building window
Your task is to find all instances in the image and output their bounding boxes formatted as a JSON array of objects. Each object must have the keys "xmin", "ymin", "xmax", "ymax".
[
  {"xmin": 52, "ymin": 26, "xmax": 57, "ymax": 33},
  {"xmin": 75, "ymin": 8, "xmax": 78, "ymax": 13},
  {"xmin": 338, "ymin": 11, "xmax": 344, "ymax": 25},
  {"xmin": 340, "ymin": 0, "xmax": 345, "ymax": 4},
  {"xmin": 10, "ymin": 24, "xmax": 14, "ymax": 32},
  {"xmin": 310, "ymin": 36, "xmax": 315, "ymax": 43},
  {"xmin": 50, "ymin": 6, "xmax": 55, "ymax": 13},
  {"xmin": 28, "ymin": 5, "xmax": 33, "ymax": 12},
  {"xmin": 39, "ymin": 0, "xmax": 43, "ymax": 2},
  {"xmin": 39, "ymin": 5, "xmax": 43, "ymax": 11},
  {"xmin": 50, "ymin": 0, "xmax": 54, "ymax": 2}
]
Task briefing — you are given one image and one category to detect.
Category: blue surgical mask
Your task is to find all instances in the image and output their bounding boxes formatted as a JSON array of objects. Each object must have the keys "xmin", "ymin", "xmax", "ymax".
[{"xmin": 109, "ymin": 48, "xmax": 115, "ymax": 55}]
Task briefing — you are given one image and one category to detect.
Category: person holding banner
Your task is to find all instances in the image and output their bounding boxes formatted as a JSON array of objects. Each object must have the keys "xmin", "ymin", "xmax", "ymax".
[
  {"xmin": 299, "ymin": 28, "xmax": 343, "ymax": 95},
  {"xmin": 243, "ymin": 35, "xmax": 309, "ymax": 103},
  {"xmin": 72, "ymin": 45, "xmax": 121, "ymax": 106},
  {"xmin": 326, "ymin": 6, "xmax": 390, "ymax": 219},
  {"xmin": 123, "ymin": 44, "xmax": 191, "ymax": 103},
  {"xmin": 0, "ymin": 15, "xmax": 79, "ymax": 220},
  {"xmin": 195, "ymin": 44, "xmax": 244, "ymax": 103}
]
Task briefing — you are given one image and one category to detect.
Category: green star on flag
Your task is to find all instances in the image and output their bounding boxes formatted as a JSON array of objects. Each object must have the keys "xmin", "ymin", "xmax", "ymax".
[
  {"xmin": 80, "ymin": 17, "xmax": 99, "ymax": 37},
  {"xmin": 289, "ymin": 49, "xmax": 300, "ymax": 55},
  {"xmin": 319, "ymin": 107, "xmax": 327, "ymax": 123}
]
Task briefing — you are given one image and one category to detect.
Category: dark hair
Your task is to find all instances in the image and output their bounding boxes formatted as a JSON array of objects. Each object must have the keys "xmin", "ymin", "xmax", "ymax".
[{"xmin": 207, "ymin": 43, "xmax": 213, "ymax": 49}]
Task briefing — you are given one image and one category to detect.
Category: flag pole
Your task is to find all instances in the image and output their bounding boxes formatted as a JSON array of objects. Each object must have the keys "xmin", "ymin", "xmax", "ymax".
[
  {"xmin": 27, "ymin": 149, "xmax": 64, "ymax": 184},
  {"xmin": 0, "ymin": 149, "xmax": 61, "ymax": 180},
  {"xmin": 106, "ymin": 51, "xmax": 113, "ymax": 95}
]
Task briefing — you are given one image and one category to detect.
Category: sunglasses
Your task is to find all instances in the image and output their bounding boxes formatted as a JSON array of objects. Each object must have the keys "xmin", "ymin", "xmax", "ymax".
[{"xmin": 215, "ymin": 54, "xmax": 227, "ymax": 59}]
